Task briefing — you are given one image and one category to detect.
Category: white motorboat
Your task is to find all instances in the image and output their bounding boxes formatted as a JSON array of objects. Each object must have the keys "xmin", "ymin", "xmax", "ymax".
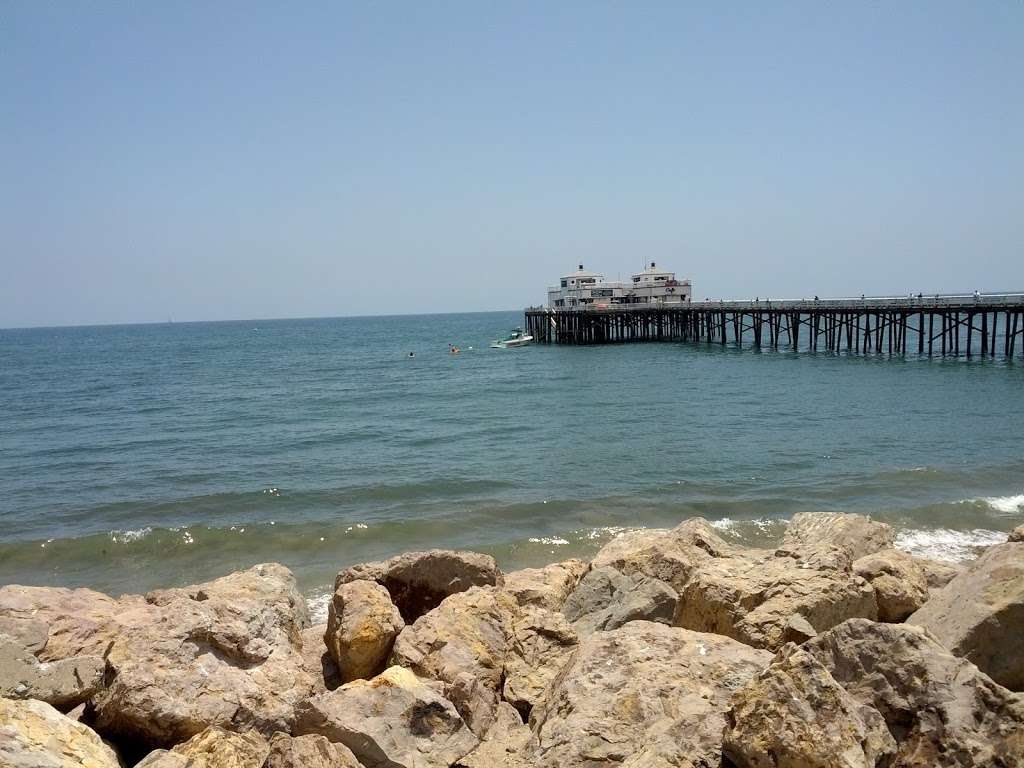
[{"xmin": 490, "ymin": 328, "xmax": 534, "ymax": 348}]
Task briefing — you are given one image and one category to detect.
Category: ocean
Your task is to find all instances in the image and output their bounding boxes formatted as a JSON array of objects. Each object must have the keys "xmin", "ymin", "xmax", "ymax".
[{"xmin": 1, "ymin": 311, "xmax": 1022, "ymax": 623}]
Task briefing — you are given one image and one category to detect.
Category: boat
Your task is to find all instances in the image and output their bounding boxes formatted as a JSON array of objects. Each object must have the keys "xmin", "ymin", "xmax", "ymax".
[{"xmin": 490, "ymin": 328, "xmax": 534, "ymax": 348}]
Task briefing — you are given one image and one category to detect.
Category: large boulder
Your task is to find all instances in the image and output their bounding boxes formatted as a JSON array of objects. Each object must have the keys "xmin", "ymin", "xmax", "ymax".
[
  {"xmin": 908, "ymin": 540, "xmax": 1024, "ymax": 690},
  {"xmin": 675, "ymin": 548, "xmax": 878, "ymax": 651},
  {"xmin": 1009, "ymin": 525, "xmax": 1024, "ymax": 543},
  {"xmin": 561, "ymin": 566, "xmax": 677, "ymax": 634},
  {"xmin": 294, "ymin": 665, "xmax": 479, "ymax": 768},
  {"xmin": 915, "ymin": 557, "xmax": 964, "ymax": 590},
  {"xmin": 530, "ymin": 621, "xmax": 772, "ymax": 767},
  {"xmin": 134, "ymin": 726, "xmax": 270, "ymax": 768},
  {"xmin": 501, "ymin": 560, "xmax": 587, "ymax": 612},
  {"xmin": 324, "ymin": 579, "xmax": 403, "ymax": 683},
  {"xmin": 0, "ymin": 584, "xmax": 153, "ymax": 661},
  {"xmin": 1, "ymin": 564, "xmax": 317, "ymax": 748},
  {"xmin": 853, "ymin": 549, "xmax": 930, "ymax": 622},
  {"xmin": 0, "ymin": 697, "xmax": 121, "ymax": 768},
  {"xmin": 780, "ymin": 512, "xmax": 895, "ymax": 563},
  {"xmin": 502, "ymin": 606, "xmax": 578, "ymax": 719},
  {"xmin": 336, "ymin": 549, "xmax": 502, "ymax": 623},
  {"xmin": 723, "ymin": 643, "xmax": 896, "ymax": 768},
  {"xmin": 264, "ymin": 732, "xmax": 361, "ymax": 768},
  {"xmin": 0, "ymin": 615, "xmax": 48, "ymax": 653},
  {"xmin": 590, "ymin": 518, "xmax": 732, "ymax": 589},
  {"xmin": 0, "ymin": 635, "xmax": 104, "ymax": 710},
  {"xmin": 805, "ymin": 618, "xmax": 1024, "ymax": 767},
  {"xmin": 454, "ymin": 701, "xmax": 536, "ymax": 768},
  {"xmin": 390, "ymin": 586, "xmax": 516, "ymax": 735}
]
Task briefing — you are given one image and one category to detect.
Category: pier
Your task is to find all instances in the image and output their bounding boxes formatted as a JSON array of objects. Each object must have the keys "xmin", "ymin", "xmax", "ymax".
[{"xmin": 524, "ymin": 293, "xmax": 1024, "ymax": 358}]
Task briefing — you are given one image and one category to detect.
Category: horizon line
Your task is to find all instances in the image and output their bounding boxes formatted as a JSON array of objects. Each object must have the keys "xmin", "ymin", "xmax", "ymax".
[{"xmin": 0, "ymin": 307, "xmax": 525, "ymax": 333}]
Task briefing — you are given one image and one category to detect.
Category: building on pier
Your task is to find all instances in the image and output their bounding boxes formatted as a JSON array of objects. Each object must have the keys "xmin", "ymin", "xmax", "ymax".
[{"xmin": 546, "ymin": 262, "xmax": 692, "ymax": 309}]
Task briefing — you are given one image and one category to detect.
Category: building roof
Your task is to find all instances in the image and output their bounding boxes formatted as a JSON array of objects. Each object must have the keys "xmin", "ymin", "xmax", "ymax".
[{"xmin": 561, "ymin": 264, "xmax": 605, "ymax": 279}]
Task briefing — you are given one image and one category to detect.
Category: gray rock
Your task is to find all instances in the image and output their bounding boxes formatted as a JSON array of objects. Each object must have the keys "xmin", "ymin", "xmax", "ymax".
[
  {"xmin": 781, "ymin": 512, "xmax": 895, "ymax": 563},
  {"xmin": 723, "ymin": 642, "xmax": 896, "ymax": 768},
  {"xmin": 454, "ymin": 701, "xmax": 536, "ymax": 768},
  {"xmin": 0, "ymin": 616, "xmax": 48, "ymax": 653},
  {"xmin": 805, "ymin": 618, "xmax": 1024, "ymax": 767},
  {"xmin": 531, "ymin": 620, "xmax": 772, "ymax": 767},
  {"xmin": 294, "ymin": 665, "xmax": 479, "ymax": 768},
  {"xmin": 562, "ymin": 566, "xmax": 677, "ymax": 634},
  {"xmin": 853, "ymin": 548, "xmax": 930, "ymax": 622},
  {"xmin": 590, "ymin": 518, "xmax": 732, "ymax": 589},
  {"xmin": 337, "ymin": 549, "xmax": 502, "ymax": 623},
  {"xmin": 502, "ymin": 606, "xmax": 578, "ymax": 718},
  {"xmin": 915, "ymin": 556, "xmax": 964, "ymax": 589},
  {"xmin": 1009, "ymin": 525, "xmax": 1024, "ymax": 543},
  {"xmin": 909, "ymin": 540, "xmax": 1024, "ymax": 690},
  {"xmin": 501, "ymin": 560, "xmax": 587, "ymax": 612},
  {"xmin": 325, "ymin": 579, "xmax": 403, "ymax": 683},
  {"xmin": 300, "ymin": 624, "xmax": 341, "ymax": 694},
  {"xmin": 0, "ymin": 564, "xmax": 317, "ymax": 748},
  {"xmin": 0, "ymin": 636, "xmax": 104, "ymax": 710},
  {"xmin": 675, "ymin": 547, "xmax": 878, "ymax": 651},
  {"xmin": 390, "ymin": 586, "xmax": 516, "ymax": 736}
]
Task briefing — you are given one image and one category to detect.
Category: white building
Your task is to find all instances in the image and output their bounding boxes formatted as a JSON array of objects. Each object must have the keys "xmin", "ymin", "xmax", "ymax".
[{"xmin": 546, "ymin": 262, "xmax": 692, "ymax": 309}]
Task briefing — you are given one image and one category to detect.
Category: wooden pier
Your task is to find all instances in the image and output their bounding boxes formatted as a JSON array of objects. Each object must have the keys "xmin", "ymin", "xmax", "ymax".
[{"xmin": 524, "ymin": 293, "xmax": 1024, "ymax": 358}]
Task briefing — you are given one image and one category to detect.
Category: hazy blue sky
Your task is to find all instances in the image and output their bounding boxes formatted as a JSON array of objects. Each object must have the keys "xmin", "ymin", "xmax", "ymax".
[{"xmin": 2, "ymin": 2, "xmax": 1022, "ymax": 327}]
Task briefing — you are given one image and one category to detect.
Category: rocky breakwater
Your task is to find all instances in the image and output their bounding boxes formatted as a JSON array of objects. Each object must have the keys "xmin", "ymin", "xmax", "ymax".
[{"xmin": 1, "ymin": 515, "xmax": 1022, "ymax": 768}]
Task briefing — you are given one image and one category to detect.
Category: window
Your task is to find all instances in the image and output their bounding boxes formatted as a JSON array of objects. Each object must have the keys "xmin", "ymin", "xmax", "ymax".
[
  {"xmin": 560, "ymin": 280, "xmax": 567, "ymax": 288},
  {"xmin": 592, "ymin": 288, "xmax": 613, "ymax": 297}
]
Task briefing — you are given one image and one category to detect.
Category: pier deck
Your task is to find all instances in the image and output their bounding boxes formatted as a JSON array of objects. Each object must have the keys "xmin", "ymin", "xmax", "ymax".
[{"xmin": 524, "ymin": 293, "xmax": 1024, "ymax": 357}]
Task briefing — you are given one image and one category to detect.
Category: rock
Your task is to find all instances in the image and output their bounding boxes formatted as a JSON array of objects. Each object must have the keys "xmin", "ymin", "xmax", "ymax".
[
  {"xmin": 0, "ymin": 697, "xmax": 121, "ymax": 768},
  {"xmin": 294, "ymin": 665, "xmax": 479, "ymax": 768},
  {"xmin": 782, "ymin": 614, "xmax": 818, "ymax": 644},
  {"xmin": 324, "ymin": 579, "xmax": 403, "ymax": 683},
  {"xmin": 781, "ymin": 512, "xmax": 895, "ymax": 562},
  {"xmin": 134, "ymin": 726, "xmax": 270, "ymax": 768},
  {"xmin": 805, "ymin": 618, "xmax": 1024, "ymax": 767},
  {"xmin": 0, "ymin": 636, "xmax": 105, "ymax": 710},
  {"xmin": 300, "ymin": 624, "xmax": 341, "ymax": 694},
  {"xmin": 336, "ymin": 549, "xmax": 502, "ymax": 623},
  {"xmin": 264, "ymin": 732, "xmax": 361, "ymax": 768},
  {"xmin": 675, "ymin": 548, "xmax": 878, "ymax": 651},
  {"xmin": 723, "ymin": 643, "xmax": 896, "ymax": 768},
  {"xmin": 908, "ymin": 540, "xmax": 1024, "ymax": 690},
  {"xmin": 390, "ymin": 586, "xmax": 515, "ymax": 735},
  {"xmin": 0, "ymin": 565, "xmax": 317, "ymax": 748},
  {"xmin": 915, "ymin": 556, "xmax": 964, "ymax": 589},
  {"xmin": 590, "ymin": 518, "xmax": 732, "ymax": 588},
  {"xmin": 502, "ymin": 606, "xmax": 578, "ymax": 718},
  {"xmin": 853, "ymin": 548, "xmax": 930, "ymax": 622},
  {"xmin": 501, "ymin": 559, "xmax": 587, "ymax": 612},
  {"xmin": 454, "ymin": 701, "xmax": 536, "ymax": 768},
  {"xmin": 0, "ymin": 616, "xmax": 48, "ymax": 653},
  {"xmin": 0, "ymin": 584, "xmax": 151, "ymax": 661},
  {"xmin": 1009, "ymin": 525, "xmax": 1024, "ymax": 543},
  {"xmin": 531, "ymin": 621, "xmax": 772, "ymax": 767},
  {"xmin": 562, "ymin": 566, "xmax": 677, "ymax": 634}
]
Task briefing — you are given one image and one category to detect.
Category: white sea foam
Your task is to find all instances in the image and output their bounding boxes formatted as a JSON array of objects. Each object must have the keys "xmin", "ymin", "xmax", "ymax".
[
  {"xmin": 577, "ymin": 525, "xmax": 638, "ymax": 541},
  {"xmin": 307, "ymin": 590, "xmax": 331, "ymax": 625},
  {"xmin": 528, "ymin": 537, "xmax": 569, "ymax": 546},
  {"xmin": 109, "ymin": 527, "xmax": 152, "ymax": 544},
  {"xmin": 976, "ymin": 494, "xmax": 1024, "ymax": 514},
  {"xmin": 895, "ymin": 528, "xmax": 1007, "ymax": 562},
  {"xmin": 710, "ymin": 517, "xmax": 782, "ymax": 540}
]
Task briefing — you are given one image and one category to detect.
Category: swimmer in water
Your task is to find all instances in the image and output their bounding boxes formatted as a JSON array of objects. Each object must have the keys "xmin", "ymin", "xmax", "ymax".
[{"xmin": 408, "ymin": 352, "xmax": 415, "ymax": 358}]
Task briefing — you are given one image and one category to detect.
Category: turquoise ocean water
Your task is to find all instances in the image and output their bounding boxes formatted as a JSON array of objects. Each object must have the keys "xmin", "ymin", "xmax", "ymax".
[{"xmin": 2, "ymin": 311, "xmax": 1022, "ymax": 620}]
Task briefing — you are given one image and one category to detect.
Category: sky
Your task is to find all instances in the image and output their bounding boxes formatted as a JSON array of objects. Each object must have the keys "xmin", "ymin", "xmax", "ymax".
[{"xmin": 2, "ymin": 2, "xmax": 1022, "ymax": 328}]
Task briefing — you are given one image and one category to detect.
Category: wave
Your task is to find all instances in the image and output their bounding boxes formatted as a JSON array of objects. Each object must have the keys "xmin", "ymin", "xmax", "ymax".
[
  {"xmin": 894, "ymin": 528, "xmax": 1007, "ymax": 562},
  {"xmin": 974, "ymin": 494, "xmax": 1024, "ymax": 514}
]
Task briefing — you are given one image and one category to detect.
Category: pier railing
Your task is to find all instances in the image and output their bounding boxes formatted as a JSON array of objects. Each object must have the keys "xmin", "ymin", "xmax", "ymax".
[{"xmin": 523, "ymin": 293, "xmax": 1024, "ymax": 358}]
